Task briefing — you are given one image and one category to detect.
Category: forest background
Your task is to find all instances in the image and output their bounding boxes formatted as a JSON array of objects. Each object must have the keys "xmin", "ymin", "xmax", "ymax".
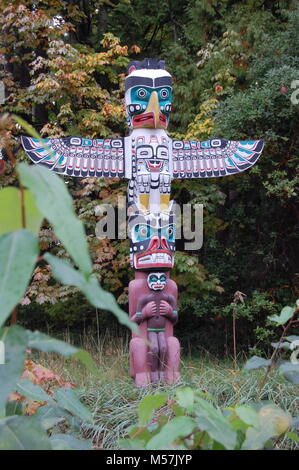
[{"xmin": 0, "ymin": 0, "xmax": 298, "ymax": 357}]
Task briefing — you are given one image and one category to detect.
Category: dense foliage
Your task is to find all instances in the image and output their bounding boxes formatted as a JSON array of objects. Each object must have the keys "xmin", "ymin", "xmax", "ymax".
[
  {"xmin": 0, "ymin": 0, "xmax": 298, "ymax": 355},
  {"xmin": 0, "ymin": 161, "xmax": 139, "ymax": 449}
]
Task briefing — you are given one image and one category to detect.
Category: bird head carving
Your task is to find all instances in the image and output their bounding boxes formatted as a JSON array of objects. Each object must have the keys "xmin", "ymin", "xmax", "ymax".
[{"xmin": 125, "ymin": 58, "xmax": 172, "ymax": 130}]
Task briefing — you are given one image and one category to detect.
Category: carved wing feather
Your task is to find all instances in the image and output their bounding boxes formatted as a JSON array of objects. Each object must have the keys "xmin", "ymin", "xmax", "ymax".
[
  {"xmin": 21, "ymin": 136, "xmax": 126, "ymax": 178},
  {"xmin": 171, "ymin": 139, "xmax": 264, "ymax": 178}
]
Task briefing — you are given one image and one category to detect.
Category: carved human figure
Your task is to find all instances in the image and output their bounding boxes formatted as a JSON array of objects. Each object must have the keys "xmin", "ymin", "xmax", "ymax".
[
  {"xmin": 131, "ymin": 272, "xmax": 178, "ymax": 383},
  {"xmin": 129, "ymin": 271, "xmax": 180, "ymax": 387}
]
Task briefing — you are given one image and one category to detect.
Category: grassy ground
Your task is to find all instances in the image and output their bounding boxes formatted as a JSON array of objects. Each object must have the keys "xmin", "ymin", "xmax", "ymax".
[{"xmin": 36, "ymin": 332, "xmax": 299, "ymax": 450}]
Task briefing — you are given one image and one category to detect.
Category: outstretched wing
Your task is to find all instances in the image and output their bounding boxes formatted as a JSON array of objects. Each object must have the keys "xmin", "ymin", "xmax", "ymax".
[
  {"xmin": 21, "ymin": 136, "xmax": 126, "ymax": 178},
  {"xmin": 171, "ymin": 139, "xmax": 264, "ymax": 179}
]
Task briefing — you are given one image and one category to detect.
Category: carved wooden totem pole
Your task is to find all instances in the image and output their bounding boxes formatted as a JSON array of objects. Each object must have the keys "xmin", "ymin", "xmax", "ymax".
[{"xmin": 20, "ymin": 58, "xmax": 264, "ymax": 387}]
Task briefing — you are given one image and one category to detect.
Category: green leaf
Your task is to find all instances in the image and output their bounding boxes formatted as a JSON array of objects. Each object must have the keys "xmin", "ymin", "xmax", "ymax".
[
  {"xmin": 176, "ymin": 387, "xmax": 195, "ymax": 410},
  {"xmin": 53, "ymin": 388, "xmax": 93, "ymax": 424},
  {"xmin": 286, "ymin": 335, "xmax": 299, "ymax": 343},
  {"xmin": 44, "ymin": 253, "xmax": 138, "ymax": 333},
  {"xmin": 27, "ymin": 330, "xmax": 101, "ymax": 376},
  {"xmin": 278, "ymin": 362, "xmax": 299, "ymax": 384},
  {"xmin": 286, "ymin": 432, "xmax": 299, "ymax": 443},
  {"xmin": 212, "ymin": 440, "xmax": 226, "ymax": 450},
  {"xmin": 0, "ymin": 326, "xmax": 29, "ymax": 413},
  {"xmin": 0, "ymin": 230, "xmax": 38, "ymax": 327},
  {"xmin": 13, "ymin": 115, "xmax": 53, "ymax": 151},
  {"xmin": 0, "ymin": 187, "xmax": 43, "ymax": 236},
  {"xmin": 39, "ymin": 416, "xmax": 65, "ymax": 431},
  {"xmin": 18, "ymin": 163, "xmax": 92, "ymax": 275},
  {"xmin": 172, "ymin": 404, "xmax": 185, "ymax": 417},
  {"xmin": 128, "ymin": 425, "xmax": 152, "ymax": 442},
  {"xmin": 35, "ymin": 404, "xmax": 81, "ymax": 429},
  {"xmin": 146, "ymin": 416, "xmax": 196, "ymax": 450},
  {"xmin": 235, "ymin": 405, "xmax": 259, "ymax": 428},
  {"xmin": 16, "ymin": 379, "xmax": 53, "ymax": 403},
  {"xmin": 292, "ymin": 417, "xmax": 299, "ymax": 428},
  {"xmin": 193, "ymin": 398, "xmax": 237, "ymax": 450},
  {"xmin": 271, "ymin": 341, "xmax": 291, "ymax": 350},
  {"xmin": 138, "ymin": 394, "xmax": 168, "ymax": 425},
  {"xmin": 119, "ymin": 438, "xmax": 146, "ymax": 450},
  {"xmin": 242, "ymin": 405, "xmax": 292, "ymax": 450},
  {"xmin": 27, "ymin": 330, "xmax": 77, "ymax": 355},
  {"xmin": 268, "ymin": 306, "xmax": 295, "ymax": 325},
  {"xmin": 227, "ymin": 413, "xmax": 249, "ymax": 433},
  {"xmin": 71, "ymin": 349, "xmax": 102, "ymax": 377},
  {"xmin": 243, "ymin": 356, "xmax": 271, "ymax": 370},
  {"xmin": 5, "ymin": 400, "xmax": 23, "ymax": 417},
  {"xmin": 0, "ymin": 416, "xmax": 52, "ymax": 450},
  {"xmin": 278, "ymin": 362, "xmax": 299, "ymax": 373},
  {"xmin": 50, "ymin": 433, "xmax": 92, "ymax": 450},
  {"xmin": 283, "ymin": 371, "xmax": 299, "ymax": 385}
]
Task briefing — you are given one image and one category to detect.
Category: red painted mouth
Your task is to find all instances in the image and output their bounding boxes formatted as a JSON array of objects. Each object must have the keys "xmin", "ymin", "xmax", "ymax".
[
  {"xmin": 133, "ymin": 112, "xmax": 155, "ymax": 128},
  {"xmin": 132, "ymin": 112, "xmax": 167, "ymax": 129},
  {"xmin": 159, "ymin": 113, "xmax": 167, "ymax": 128},
  {"xmin": 152, "ymin": 284, "xmax": 164, "ymax": 290},
  {"xmin": 146, "ymin": 160, "xmax": 163, "ymax": 171}
]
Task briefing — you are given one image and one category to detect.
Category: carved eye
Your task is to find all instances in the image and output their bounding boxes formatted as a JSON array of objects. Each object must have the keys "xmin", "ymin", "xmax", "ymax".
[
  {"xmin": 160, "ymin": 88, "xmax": 169, "ymax": 99},
  {"xmin": 139, "ymin": 226, "xmax": 147, "ymax": 237},
  {"xmin": 133, "ymin": 224, "xmax": 150, "ymax": 242},
  {"xmin": 137, "ymin": 88, "xmax": 147, "ymax": 99},
  {"xmin": 164, "ymin": 224, "xmax": 175, "ymax": 241}
]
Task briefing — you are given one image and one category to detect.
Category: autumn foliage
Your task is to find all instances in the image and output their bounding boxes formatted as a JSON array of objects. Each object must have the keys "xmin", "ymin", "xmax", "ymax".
[
  {"xmin": 9, "ymin": 359, "xmax": 76, "ymax": 415},
  {"xmin": 0, "ymin": 0, "xmax": 298, "ymax": 355}
]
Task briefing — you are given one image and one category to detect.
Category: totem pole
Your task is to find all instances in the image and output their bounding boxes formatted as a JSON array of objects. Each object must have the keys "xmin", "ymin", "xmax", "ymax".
[{"xmin": 20, "ymin": 58, "xmax": 264, "ymax": 387}]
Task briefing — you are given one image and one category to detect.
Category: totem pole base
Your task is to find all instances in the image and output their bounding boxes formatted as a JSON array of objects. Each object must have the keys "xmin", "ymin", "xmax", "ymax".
[
  {"xmin": 129, "ymin": 271, "xmax": 180, "ymax": 387},
  {"xmin": 129, "ymin": 337, "xmax": 180, "ymax": 387}
]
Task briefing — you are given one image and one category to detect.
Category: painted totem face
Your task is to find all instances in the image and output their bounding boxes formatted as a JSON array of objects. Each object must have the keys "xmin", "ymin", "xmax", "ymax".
[
  {"xmin": 125, "ymin": 69, "xmax": 172, "ymax": 130},
  {"xmin": 136, "ymin": 144, "xmax": 169, "ymax": 174},
  {"xmin": 147, "ymin": 273, "xmax": 167, "ymax": 291},
  {"xmin": 133, "ymin": 133, "xmax": 170, "ymax": 180},
  {"xmin": 128, "ymin": 204, "xmax": 176, "ymax": 270}
]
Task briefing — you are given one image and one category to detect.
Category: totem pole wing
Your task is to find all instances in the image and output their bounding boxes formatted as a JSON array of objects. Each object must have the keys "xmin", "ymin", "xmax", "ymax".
[
  {"xmin": 171, "ymin": 138, "xmax": 264, "ymax": 179},
  {"xmin": 21, "ymin": 136, "xmax": 126, "ymax": 178}
]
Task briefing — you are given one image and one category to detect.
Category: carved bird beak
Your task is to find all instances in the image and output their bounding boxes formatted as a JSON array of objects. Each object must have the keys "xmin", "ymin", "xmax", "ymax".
[{"xmin": 145, "ymin": 91, "xmax": 160, "ymax": 128}]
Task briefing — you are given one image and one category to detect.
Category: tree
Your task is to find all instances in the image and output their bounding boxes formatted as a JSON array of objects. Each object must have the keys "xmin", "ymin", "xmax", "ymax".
[{"xmin": 0, "ymin": 0, "xmax": 298, "ymax": 354}]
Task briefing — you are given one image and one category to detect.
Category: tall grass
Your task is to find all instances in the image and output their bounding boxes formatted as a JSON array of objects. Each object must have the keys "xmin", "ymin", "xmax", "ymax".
[{"xmin": 36, "ymin": 331, "xmax": 299, "ymax": 450}]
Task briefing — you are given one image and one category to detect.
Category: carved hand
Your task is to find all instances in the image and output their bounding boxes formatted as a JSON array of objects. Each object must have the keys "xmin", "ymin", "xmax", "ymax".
[
  {"xmin": 142, "ymin": 301, "xmax": 157, "ymax": 318},
  {"xmin": 160, "ymin": 300, "xmax": 172, "ymax": 316}
]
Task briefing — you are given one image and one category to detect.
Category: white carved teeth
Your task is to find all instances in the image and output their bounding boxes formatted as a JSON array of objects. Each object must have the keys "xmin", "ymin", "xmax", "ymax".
[
  {"xmin": 139, "ymin": 255, "xmax": 151, "ymax": 264},
  {"xmin": 138, "ymin": 253, "xmax": 172, "ymax": 265}
]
